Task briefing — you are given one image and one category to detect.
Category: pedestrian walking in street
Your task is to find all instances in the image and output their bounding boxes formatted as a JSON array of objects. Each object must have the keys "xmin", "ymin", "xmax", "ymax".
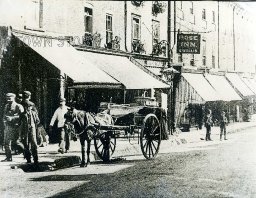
[
  {"xmin": 49, "ymin": 97, "xmax": 70, "ymax": 154},
  {"xmin": 1, "ymin": 93, "xmax": 24, "ymax": 162},
  {"xmin": 205, "ymin": 109, "xmax": 213, "ymax": 141},
  {"xmin": 220, "ymin": 111, "xmax": 228, "ymax": 141},
  {"xmin": 22, "ymin": 91, "xmax": 38, "ymax": 114},
  {"xmin": 19, "ymin": 100, "xmax": 40, "ymax": 164}
]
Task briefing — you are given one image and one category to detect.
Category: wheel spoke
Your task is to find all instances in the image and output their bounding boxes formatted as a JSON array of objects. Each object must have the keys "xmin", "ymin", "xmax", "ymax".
[
  {"xmin": 151, "ymin": 141, "xmax": 157, "ymax": 152},
  {"xmin": 150, "ymin": 143, "xmax": 155, "ymax": 157},
  {"xmin": 110, "ymin": 141, "xmax": 115, "ymax": 147},
  {"xmin": 148, "ymin": 142, "xmax": 151, "ymax": 158},
  {"xmin": 151, "ymin": 125, "xmax": 159, "ymax": 134},
  {"xmin": 97, "ymin": 142, "xmax": 103, "ymax": 150},
  {"xmin": 145, "ymin": 141, "xmax": 149, "ymax": 155},
  {"xmin": 110, "ymin": 144, "xmax": 114, "ymax": 153},
  {"xmin": 143, "ymin": 140, "xmax": 148, "ymax": 150},
  {"xmin": 100, "ymin": 147, "xmax": 104, "ymax": 156}
]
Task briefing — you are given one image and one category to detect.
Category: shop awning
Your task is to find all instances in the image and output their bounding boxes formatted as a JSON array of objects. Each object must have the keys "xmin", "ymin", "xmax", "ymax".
[
  {"xmin": 204, "ymin": 74, "xmax": 242, "ymax": 101},
  {"xmin": 77, "ymin": 51, "xmax": 170, "ymax": 89},
  {"xmin": 182, "ymin": 73, "xmax": 221, "ymax": 102},
  {"xmin": 13, "ymin": 32, "xmax": 122, "ymax": 88},
  {"xmin": 225, "ymin": 73, "xmax": 254, "ymax": 97},
  {"xmin": 241, "ymin": 78, "xmax": 256, "ymax": 94}
]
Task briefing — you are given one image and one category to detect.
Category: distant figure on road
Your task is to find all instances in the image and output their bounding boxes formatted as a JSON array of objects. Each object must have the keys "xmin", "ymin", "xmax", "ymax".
[
  {"xmin": 220, "ymin": 111, "xmax": 228, "ymax": 141},
  {"xmin": 49, "ymin": 97, "xmax": 70, "ymax": 154},
  {"xmin": 205, "ymin": 109, "xmax": 213, "ymax": 141},
  {"xmin": 19, "ymin": 101, "xmax": 40, "ymax": 165},
  {"xmin": 2, "ymin": 93, "xmax": 24, "ymax": 162}
]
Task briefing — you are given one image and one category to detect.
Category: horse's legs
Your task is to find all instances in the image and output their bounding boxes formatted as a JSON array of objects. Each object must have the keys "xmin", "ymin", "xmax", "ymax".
[
  {"xmin": 80, "ymin": 135, "xmax": 86, "ymax": 167},
  {"xmin": 86, "ymin": 139, "xmax": 91, "ymax": 164}
]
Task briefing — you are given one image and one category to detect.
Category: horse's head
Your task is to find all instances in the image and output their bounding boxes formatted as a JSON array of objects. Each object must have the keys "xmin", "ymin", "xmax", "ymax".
[
  {"xmin": 64, "ymin": 107, "xmax": 77, "ymax": 124},
  {"xmin": 64, "ymin": 108, "xmax": 87, "ymax": 135}
]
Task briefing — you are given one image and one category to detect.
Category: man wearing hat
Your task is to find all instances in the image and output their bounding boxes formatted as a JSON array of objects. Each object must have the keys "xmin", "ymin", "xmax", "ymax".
[
  {"xmin": 49, "ymin": 97, "xmax": 70, "ymax": 154},
  {"xmin": 22, "ymin": 91, "xmax": 38, "ymax": 114},
  {"xmin": 19, "ymin": 100, "xmax": 40, "ymax": 164},
  {"xmin": 220, "ymin": 111, "xmax": 228, "ymax": 141},
  {"xmin": 2, "ymin": 93, "xmax": 24, "ymax": 162}
]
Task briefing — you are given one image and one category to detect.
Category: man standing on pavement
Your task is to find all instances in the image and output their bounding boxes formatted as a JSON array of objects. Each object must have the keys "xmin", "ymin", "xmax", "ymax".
[
  {"xmin": 49, "ymin": 97, "xmax": 70, "ymax": 154},
  {"xmin": 19, "ymin": 101, "xmax": 40, "ymax": 164},
  {"xmin": 1, "ymin": 93, "xmax": 24, "ymax": 162},
  {"xmin": 205, "ymin": 109, "xmax": 213, "ymax": 141},
  {"xmin": 22, "ymin": 91, "xmax": 38, "ymax": 113},
  {"xmin": 220, "ymin": 111, "xmax": 228, "ymax": 141}
]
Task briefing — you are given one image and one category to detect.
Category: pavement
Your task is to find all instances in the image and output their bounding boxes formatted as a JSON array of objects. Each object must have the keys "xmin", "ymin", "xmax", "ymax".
[{"xmin": 1, "ymin": 119, "xmax": 256, "ymax": 172}]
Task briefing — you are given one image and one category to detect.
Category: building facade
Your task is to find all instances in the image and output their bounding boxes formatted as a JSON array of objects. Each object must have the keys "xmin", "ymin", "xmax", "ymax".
[{"xmin": 1, "ymin": 1, "xmax": 256, "ymax": 136}]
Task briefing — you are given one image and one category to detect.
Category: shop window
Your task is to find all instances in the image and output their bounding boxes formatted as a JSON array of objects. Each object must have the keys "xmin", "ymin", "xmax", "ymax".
[
  {"xmin": 106, "ymin": 14, "xmax": 113, "ymax": 45},
  {"xmin": 202, "ymin": 9, "xmax": 206, "ymax": 20}
]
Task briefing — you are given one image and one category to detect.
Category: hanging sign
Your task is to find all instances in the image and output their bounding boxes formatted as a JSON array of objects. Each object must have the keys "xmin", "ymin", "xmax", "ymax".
[{"xmin": 177, "ymin": 34, "xmax": 201, "ymax": 54}]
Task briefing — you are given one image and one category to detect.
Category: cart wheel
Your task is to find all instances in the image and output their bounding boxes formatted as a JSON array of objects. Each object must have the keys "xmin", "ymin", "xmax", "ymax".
[
  {"xmin": 140, "ymin": 114, "xmax": 161, "ymax": 159},
  {"xmin": 94, "ymin": 131, "xmax": 116, "ymax": 162}
]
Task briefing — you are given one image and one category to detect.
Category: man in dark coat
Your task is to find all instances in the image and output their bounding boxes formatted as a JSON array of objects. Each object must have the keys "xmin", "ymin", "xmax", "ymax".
[
  {"xmin": 19, "ymin": 100, "xmax": 40, "ymax": 164},
  {"xmin": 1, "ymin": 93, "xmax": 24, "ymax": 162},
  {"xmin": 205, "ymin": 109, "xmax": 213, "ymax": 141},
  {"xmin": 220, "ymin": 111, "xmax": 228, "ymax": 141}
]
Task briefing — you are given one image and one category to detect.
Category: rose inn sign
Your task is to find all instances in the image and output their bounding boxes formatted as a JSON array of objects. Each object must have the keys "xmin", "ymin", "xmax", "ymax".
[{"xmin": 177, "ymin": 34, "xmax": 201, "ymax": 54}]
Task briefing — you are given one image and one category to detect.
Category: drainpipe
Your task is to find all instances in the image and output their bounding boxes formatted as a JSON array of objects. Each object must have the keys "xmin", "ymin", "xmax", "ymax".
[
  {"xmin": 174, "ymin": 0, "xmax": 176, "ymax": 45},
  {"xmin": 218, "ymin": 1, "xmax": 220, "ymax": 69},
  {"xmin": 124, "ymin": 1, "xmax": 128, "ymax": 52},
  {"xmin": 167, "ymin": 1, "xmax": 171, "ymax": 64}
]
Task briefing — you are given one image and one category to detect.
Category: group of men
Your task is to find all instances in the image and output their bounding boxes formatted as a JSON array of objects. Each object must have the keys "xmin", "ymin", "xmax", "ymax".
[
  {"xmin": 205, "ymin": 109, "xmax": 228, "ymax": 141},
  {"xmin": 1, "ymin": 92, "xmax": 71, "ymax": 165},
  {"xmin": 2, "ymin": 91, "xmax": 40, "ymax": 164}
]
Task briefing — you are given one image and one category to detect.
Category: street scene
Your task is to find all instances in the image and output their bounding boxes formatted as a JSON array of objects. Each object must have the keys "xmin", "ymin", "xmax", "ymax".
[{"xmin": 1, "ymin": 0, "xmax": 256, "ymax": 197}]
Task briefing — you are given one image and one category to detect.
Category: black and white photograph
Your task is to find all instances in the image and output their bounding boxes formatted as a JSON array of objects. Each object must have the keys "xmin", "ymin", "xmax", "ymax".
[{"xmin": 0, "ymin": 0, "xmax": 256, "ymax": 197}]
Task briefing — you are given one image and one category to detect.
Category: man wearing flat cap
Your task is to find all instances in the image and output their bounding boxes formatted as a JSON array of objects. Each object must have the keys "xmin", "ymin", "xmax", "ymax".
[
  {"xmin": 2, "ymin": 93, "xmax": 24, "ymax": 162},
  {"xmin": 49, "ymin": 97, "xmax": 70, "ymax": 154},
  {"xmin": 19, "ymin": 100, "xmax": 40, "ymax": 164},
  {"xmin": 22, "ymin": 90, "xmax": 38, "ymax": 114}
]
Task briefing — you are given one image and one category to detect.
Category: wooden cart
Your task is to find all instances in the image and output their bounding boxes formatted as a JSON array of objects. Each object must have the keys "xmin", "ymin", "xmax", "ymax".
[{"xmin": 90, "ymin": 103, "xmax": 167, "ymax": 162}]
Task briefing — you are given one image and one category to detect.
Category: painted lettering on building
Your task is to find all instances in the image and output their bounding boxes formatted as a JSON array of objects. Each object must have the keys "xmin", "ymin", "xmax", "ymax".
[{"xmin": 177, "ymin": 34, "xmax": 201, "ymax": 54}]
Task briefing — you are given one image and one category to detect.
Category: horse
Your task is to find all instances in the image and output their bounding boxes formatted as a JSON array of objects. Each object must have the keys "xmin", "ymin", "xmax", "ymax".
[
  {"xmin": 64, "ymin": 108, "xmax": 114, "ymax": 167},
  {"xmin": 64, "ymin": 108, "xmax": 95, "ymax": 167}
]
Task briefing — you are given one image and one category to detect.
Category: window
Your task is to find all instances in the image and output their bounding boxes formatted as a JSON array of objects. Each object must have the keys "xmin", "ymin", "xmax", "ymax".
[
  {"xmin": 190, "ymin": 1, "xmax": 193, "ymax": 14},
  {"xmin": 106, "ymin": 14, "xmax": 113, "ymax": 44},
  {"xmin": 152, "ymin": 20, "xmax": 160, "ymax": 45},
  {"xmin": 212, "ymin": 55, "xmax": 215, "ymax": 68},
  {"xmin": 212, "ymin": 11, "xmax": 215, "ymax": 23},
  {"xmin": 39, "ymin": 0, "xmax": 43, "ymax": 28},
  {"xmin": 132, "ymin": 15, "xmax": 141, "ymax": 40},
  {"xmin": 202, "ymin": 40, "xmax": 206, "ymax": 66},
  {"xmin": 84, "ymin": 7, "xmax": 93, "ymax": 33},
  {"xmin": 202, "ymin": 9, "xmax": 206, "ymax": 20}
]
